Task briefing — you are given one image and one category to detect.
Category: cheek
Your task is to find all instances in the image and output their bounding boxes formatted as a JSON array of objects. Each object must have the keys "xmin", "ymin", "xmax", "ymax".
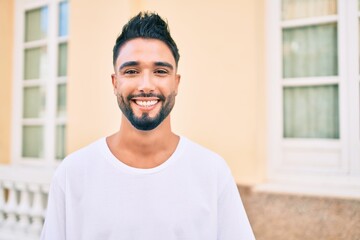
[
  {"xmin": 159, "ymin": 80, "xmax": 178, "ymax": 91},
  {"xmin": 115, "ymin": 81, "xmax": 132, "ymax": 94}
]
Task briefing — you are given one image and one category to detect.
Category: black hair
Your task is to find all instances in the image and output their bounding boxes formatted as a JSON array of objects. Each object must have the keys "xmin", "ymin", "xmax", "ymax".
[{"xmin": 112, "ymin": 12, "xmax": 180, "ymax": 66}]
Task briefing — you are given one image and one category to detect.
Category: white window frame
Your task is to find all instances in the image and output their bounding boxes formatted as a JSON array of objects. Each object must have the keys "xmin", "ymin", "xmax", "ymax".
[
  {"xmin": 12, "ymin": 0, "xmax": 68, "ymax": 166},
  {"xmin": 262, "ymin": 0, "xmax": 360, "ymax": 198}
]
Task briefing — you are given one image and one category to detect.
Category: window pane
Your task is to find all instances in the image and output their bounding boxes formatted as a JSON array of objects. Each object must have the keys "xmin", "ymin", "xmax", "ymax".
[
  {"xmin": 283, "ymin": 23, "xmax": 338, "ymax": 78},
  {"xmin": 24, "ymin": 47, "xmax": 48, "ymax": 80},
  {"xmin": 57, "ymin": 83, "xmax": 67, "ymax": 117},
  {"xmin": 59, "ymin": 1, "xmax": 69, "ymax": 36},
  {"xmin": 23, "ymin": 86, "xmax": 45, "ymax": 118},
  {"xmin": 282, "ymin": 0, "xmax": 337, "ymax": 20},
  {"xmin": 58, "ymin": 43, "xmax": 68, "ymax": 76},
  {"xmin": 22, "ymin": 125, "xmax": 44, "ymax": 158},
  {"xmin": 283, "ymin": 85, "xmax": 339, "ymax": 139},
  {"xmin": 25, "ymin": 7, "xmax": 48, "ymax": 42},
  {"xmin": 56, "ymin": 125, "xmax": 66, "ymax": 160}
]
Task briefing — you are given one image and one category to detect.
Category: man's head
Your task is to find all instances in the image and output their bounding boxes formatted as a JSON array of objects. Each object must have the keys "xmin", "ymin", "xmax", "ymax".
[
  {"xmin": 113, "ymin": 12, "xmax": 180, "ymax": 67},
  {"xmin": 111, "ymin": 12, "xmax": 180, "ymax": 131}
]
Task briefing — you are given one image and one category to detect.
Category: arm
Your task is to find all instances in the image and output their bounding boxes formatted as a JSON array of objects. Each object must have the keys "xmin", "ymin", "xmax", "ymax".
[
  {"xmin": 217, "ymin": 176, "xmax": 255, "ymax": 240},
  {"xmin": 40, "ymin": 175, "xmax": 66, "ymax": 240}
]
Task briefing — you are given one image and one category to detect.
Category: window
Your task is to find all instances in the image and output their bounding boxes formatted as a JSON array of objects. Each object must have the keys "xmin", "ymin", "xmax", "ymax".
[
  {"xmin": 13, "ymin": 0, "xmax": 69, "ymax": 164},
  {"xmin": 266, "ymin": 0, "xmax": 360, "ymax": 194}
]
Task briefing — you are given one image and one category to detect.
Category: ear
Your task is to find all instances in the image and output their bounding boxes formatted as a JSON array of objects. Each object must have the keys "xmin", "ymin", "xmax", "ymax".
[
  {"xmin": 111, "ymin": 74, "xmax": 117, "ymax": 94},
  {"xmin": 174, "ymin": 74, "xmax": 181, "ymax": 95}
]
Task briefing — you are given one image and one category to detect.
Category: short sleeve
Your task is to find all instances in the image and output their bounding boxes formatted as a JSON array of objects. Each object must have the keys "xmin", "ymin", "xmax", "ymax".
[
  {"xmin": 217, "ymin": 169, "xmax": 255, "ymax": 240},
  {"xmin": 40, "ymin": 172, "xmax": 66, "ymax": 240}
]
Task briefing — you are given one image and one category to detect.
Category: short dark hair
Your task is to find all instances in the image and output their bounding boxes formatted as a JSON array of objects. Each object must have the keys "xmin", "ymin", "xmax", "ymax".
[{"xmin": 112, "ymin": 12, "xmax": 180, "ymax": 67}]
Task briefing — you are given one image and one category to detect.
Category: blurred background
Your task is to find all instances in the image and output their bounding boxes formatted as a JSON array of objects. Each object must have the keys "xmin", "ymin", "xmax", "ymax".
[{"xmin": 0, "ymin": 0, "xmax": 359, "ymax": 239}]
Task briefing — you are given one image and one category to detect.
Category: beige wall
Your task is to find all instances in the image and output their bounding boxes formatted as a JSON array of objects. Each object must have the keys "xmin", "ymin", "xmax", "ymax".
[
  {"xmin": 67, "ymin": 0, "xmax": 132, "ymax": 152},
  {"xmin": 68, "ymin": 0, "xmax": 266, "ymax": 184},
  {"xmin": 0, "ymin": 0, "xmax": 13, "ymax": 164}
]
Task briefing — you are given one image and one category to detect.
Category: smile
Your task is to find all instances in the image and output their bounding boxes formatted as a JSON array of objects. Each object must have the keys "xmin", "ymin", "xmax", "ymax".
[{"xmin": 134, "ymin": 100, "xmax": 159, "ymax": 107}]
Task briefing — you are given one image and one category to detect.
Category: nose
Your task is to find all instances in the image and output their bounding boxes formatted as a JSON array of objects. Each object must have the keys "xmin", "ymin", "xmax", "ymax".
[{"xmin": 137, "ymin": 71, "xmax": 155, "ymax": 93}]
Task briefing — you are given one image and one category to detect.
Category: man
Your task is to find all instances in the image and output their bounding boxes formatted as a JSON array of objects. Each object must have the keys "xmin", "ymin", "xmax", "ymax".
[{"xmin": 41, "ymin": 12, "xmax": 255, "ymax": 240}]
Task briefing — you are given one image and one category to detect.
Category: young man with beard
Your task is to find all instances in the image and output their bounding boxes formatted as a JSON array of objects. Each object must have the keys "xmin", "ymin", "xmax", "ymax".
[{"xmin": 41, "ymin": 12, "xmax": 255, "ymax": 240}]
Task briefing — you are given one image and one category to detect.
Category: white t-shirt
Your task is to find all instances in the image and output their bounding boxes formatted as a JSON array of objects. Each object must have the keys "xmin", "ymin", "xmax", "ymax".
[{"xmin": 41, "ymin": 136, "xmax": 255, "ymax": 240}]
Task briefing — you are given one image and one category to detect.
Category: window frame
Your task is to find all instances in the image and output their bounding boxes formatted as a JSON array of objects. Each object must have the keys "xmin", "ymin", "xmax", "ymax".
[
  {"xmin": 264, "ymin": 0, "xmax": 360, "ymax": 197},
  {"xmin": 12, "ymin": 0, "xmax": 68, "ymax": 166}
]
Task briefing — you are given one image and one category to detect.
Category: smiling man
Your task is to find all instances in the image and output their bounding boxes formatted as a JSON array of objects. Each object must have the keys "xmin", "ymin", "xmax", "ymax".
[{"xmin": 41, "ymin": 12, "xmax": 255, "ymax": 240}]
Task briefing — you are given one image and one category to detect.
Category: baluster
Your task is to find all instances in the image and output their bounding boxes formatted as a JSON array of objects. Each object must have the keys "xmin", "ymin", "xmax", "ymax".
[
  {"xmin": 3, "ymin": 181, "xmax": 18, "ymax": 231},
  {"xmin": 0, "ymin": 181, "xmax": 5, "ymax": 226},
  {"xmin": 41, "ymin": 183, "xmax": 50, "ymax": 215},
  {"xmin": 29, "ymin": 184, "xmax": 44, "ymax": 237},
  {"xmin": 16, "ymin": 182, "xmax": 31, "ymax": 235}
]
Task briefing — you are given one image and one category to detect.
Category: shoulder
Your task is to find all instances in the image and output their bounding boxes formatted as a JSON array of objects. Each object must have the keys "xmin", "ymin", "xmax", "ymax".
[
  {"xmin": 63, "ymin": 138, "xmax": 105, "ymax": 166},
  {"xmin": 181, "ymin": 137, "xmax": 221, "ymax": 158},
  {"xmin": 179, "ymin": 137, "xmax": 236, "ymax": 197},
  {"xmin": 180, "ymin": 136, "xmax": 231, "ymax": 175},
  {"xmin": 53, "ymin": 138, "xmax": 106, "ymax": 180}
]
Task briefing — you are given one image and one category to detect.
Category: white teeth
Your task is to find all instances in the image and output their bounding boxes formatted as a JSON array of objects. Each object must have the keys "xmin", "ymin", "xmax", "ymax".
[{"xmin": 135, "ymin": 100, "xmax": 158, "ymax": 107}]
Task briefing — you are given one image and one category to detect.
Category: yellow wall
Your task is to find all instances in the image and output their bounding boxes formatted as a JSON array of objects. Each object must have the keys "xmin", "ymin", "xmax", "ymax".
[
  {"xmin": 0, "ymin": 0, "xmax": 13, "ymax": 164},
  {"xmin": 68, "ymin": 0, "xmax": 266, "ymax": 184},
  {"xmin": 67, "ymin": 0, "xmax": 132, "ymax": 152},
  {"xmin": 141, "ymin": 0, "xmax": 266, "ymax": 184}
]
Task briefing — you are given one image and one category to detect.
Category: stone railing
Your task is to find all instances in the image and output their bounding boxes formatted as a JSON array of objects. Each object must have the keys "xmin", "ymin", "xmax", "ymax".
[{"xmin": 0, "ymin": 165, "xmax": 55, "ymax": 240}]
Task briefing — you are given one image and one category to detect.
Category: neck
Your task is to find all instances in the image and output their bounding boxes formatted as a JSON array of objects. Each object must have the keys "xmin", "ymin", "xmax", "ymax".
[{"xmin": 106, "ymin": 115, "xmax": 179, "ymax": 168}]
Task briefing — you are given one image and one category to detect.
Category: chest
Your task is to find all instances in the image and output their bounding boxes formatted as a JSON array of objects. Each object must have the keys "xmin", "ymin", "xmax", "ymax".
[{"xmin": 65, "ymin": 170, "xmax": 218, "ymax": 239}]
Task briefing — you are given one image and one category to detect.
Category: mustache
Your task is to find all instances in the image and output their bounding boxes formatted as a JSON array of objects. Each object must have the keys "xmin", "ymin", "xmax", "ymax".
[{"xmin": 127, "ymin": 93, "xmax": 166, "ymax": 101}]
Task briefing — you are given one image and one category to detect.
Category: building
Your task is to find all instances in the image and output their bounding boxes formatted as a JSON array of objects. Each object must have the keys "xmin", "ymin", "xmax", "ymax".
[{"xmin": 0, "ymin": 0, "xmax": 359, "ymax": 239}]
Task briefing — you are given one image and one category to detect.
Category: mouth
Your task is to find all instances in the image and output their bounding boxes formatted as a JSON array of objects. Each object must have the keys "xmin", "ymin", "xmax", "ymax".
[
  {"xmin": 127, "ymin": 93, "xmax": 165, "ymax": 112},
  {"xmin": 134, "ymin": 99, "xmax": 159, "ymax": 108},
  {"xmin": 130, "ymin": 95, "xmax": 162, "ymax": 111}
]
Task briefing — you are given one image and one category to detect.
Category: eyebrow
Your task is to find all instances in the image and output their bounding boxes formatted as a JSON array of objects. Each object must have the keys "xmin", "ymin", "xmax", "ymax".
[
  {"xmin": 154, "ymin": 61, "xmax": 174, "ymax": 70},
  {"xmin": 119, "ymin": 61, "xmax": 174, "ymax": 71},
  {"xmin": 119, "ymin": 61, "xmax": 139, "ymax": 71}
]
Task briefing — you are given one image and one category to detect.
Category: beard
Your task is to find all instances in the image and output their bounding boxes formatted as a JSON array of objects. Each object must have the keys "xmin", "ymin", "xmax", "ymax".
[{"xmin": 116, "ymin": 92, "xmax": 176, "ymax": 131}]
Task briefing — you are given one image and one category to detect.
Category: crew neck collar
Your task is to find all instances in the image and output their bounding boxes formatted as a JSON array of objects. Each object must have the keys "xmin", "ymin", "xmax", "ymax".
[{"xmin": 101, "ymin": 136, "xmax": 186, "ymax": 174}]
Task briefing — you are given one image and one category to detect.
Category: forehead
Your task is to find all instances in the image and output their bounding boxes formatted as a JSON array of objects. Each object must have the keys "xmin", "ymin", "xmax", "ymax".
[{"xmin": 115, "ymin": 38, "xmax": 175, "ymax": 68}]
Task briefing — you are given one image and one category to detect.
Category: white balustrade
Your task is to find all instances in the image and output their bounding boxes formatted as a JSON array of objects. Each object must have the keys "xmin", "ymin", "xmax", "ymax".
[
  {"xmin": 29, "ymin": 184, "xmax": 45, "ymax": 237},
  {"xmin": 3, "ymin": 181, "xmax": 17, "ymax": 231},
  {"xmin": 16, "ymin": 182, "xmax": 31, "ymax": 235},
  {"xmin": 0, "ymin": 165, "xmax": 54, "ymax": 240}
]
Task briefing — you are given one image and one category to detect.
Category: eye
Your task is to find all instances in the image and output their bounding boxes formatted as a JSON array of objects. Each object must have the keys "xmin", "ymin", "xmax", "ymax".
[
  {"xmin": 124, "ymin": 69, "xmax": 139, "ymax": 75},
  {"xmin": 154, "ymin": 69, "xmax": 168, "ymax": 75}
]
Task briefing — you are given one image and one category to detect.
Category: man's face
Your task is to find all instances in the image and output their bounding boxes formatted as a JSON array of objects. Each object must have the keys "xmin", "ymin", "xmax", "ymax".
[{"xmin": 111, "ymin": 38, "xmax": 180, "ymax": 131}]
